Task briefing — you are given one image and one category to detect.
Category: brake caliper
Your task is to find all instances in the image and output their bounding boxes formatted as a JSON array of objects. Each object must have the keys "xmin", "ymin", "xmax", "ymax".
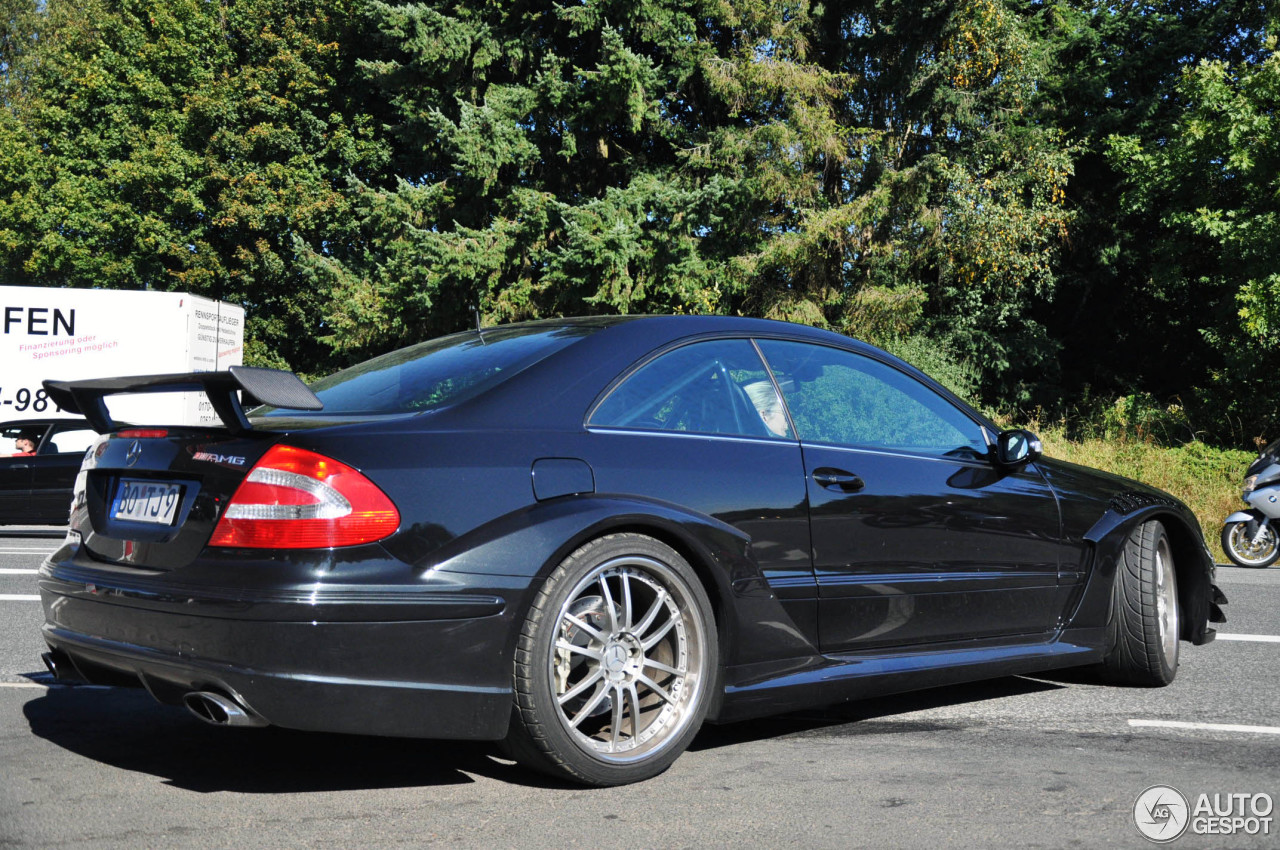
[{"xmin": 555, "ymin": 597, "xmax": 606, "ymax": 696}]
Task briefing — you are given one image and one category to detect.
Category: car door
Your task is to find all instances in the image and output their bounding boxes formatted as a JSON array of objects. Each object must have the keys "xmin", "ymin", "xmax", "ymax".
[
  {"xmin": 585, "ymin": 337, "xmax": 818, "ymax": 650},
  {"xmin": 28, "ymin": 421, "xmax": 97, "ymax": 524},
  {"xmin": 0, "ymin": 422, "xmax": 48, "ymax": 522},
  {"xmin": 755, "ymin": 339, "xmax": 1066, "ymax": 653}
]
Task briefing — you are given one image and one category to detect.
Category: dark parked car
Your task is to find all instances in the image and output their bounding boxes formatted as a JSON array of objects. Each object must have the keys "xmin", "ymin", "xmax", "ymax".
[
  {"xmin": 0, "ymin": 418, "xmax": 96, "ymax": 525},
  {"xmin": 38, "ymin": 316, "xmax": 1225, "ymax": 785}
]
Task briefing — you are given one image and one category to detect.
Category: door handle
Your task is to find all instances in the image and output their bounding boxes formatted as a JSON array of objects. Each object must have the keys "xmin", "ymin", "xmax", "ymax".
[{"xmin": 813, "ymin": 468, "xmax": 865, "ymax": 493}]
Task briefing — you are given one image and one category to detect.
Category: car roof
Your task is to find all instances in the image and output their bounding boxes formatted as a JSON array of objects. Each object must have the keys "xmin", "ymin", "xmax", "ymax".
[
  {"xmin": 530, "ymin": 313, "xmax": 865, "ymax": 342},
  {"xmin": 0, "ymin": 417, "xmax": 89, "ymax": 430},
  {"xmin": 439, "ymin": 314, "xmax": 970, "ymax": 431}
]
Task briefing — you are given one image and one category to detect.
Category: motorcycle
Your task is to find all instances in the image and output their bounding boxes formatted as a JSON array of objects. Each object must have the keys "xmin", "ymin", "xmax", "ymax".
[{"xmin": 1222, "ymin": 437, "xmax": 1280, "ymax": 567}]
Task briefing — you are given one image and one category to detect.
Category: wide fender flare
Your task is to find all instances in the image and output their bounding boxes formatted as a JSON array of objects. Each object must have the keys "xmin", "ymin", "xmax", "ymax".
[
  {"xmin": 415, "ymin": 493, "xmax": 818, "ymax": 669},
  {"xmin": 1080, "ymin": 505, "xmax": 1218, "ymax": 644}
]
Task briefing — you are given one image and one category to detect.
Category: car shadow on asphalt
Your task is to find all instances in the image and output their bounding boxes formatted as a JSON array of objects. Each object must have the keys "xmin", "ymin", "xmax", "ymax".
[
  {"xmin": 21, "ymin": 683, "xmax": 578, "ymax": 792},
  {"xmin": 23, "ymin": 675, "xmax": 1068, "ymax": 791},
  {"xmin": 689, "ymin": 675, "xmax": 1067, "ymax": 751}
]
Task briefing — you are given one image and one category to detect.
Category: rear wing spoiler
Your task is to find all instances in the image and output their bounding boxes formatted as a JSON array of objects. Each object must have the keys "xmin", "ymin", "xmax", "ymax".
[{"xmin": 43, "ymin": 367, "xmax": 323, "ymax": 436}]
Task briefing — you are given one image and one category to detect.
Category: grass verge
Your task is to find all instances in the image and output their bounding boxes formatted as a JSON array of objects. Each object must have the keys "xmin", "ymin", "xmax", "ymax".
[{"xmin": 1034, "ymin": 424, "xmax": 1253, "ymax": 564}]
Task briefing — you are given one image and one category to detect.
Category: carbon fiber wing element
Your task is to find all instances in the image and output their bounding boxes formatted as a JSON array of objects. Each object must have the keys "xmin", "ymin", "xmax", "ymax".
[{"xmin": 42, "ymin": 366, "xmax": 322, "ymax": 434}]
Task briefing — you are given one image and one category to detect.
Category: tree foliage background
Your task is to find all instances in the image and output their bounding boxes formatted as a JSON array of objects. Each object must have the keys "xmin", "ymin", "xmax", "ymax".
[{"xmin": 1, "ymin": 0, "xmax": 1277, "ymax": 445}]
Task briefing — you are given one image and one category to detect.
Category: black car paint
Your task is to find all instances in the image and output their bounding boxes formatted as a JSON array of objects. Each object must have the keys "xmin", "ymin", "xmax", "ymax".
[
  {"xmin": 1035, "ymin": 457, "xmax": 1219, "ymax": 648},
  {"xmin": 803, "ymin": 443, "xmax": 1067, "ymax": 651},
  {"xmin": 38, "ymin": 315, "xmax": 1219, "ymax": 742},
  {"xmin": 0, "ymin": 417, "xmax": 94, "ymax": 525}
]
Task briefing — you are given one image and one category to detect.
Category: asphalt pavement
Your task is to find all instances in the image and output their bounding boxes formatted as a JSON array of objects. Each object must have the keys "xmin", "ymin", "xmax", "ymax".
[{"xmin": 1, "ymin": 534, "xmax": 1277, "ymax": 848}]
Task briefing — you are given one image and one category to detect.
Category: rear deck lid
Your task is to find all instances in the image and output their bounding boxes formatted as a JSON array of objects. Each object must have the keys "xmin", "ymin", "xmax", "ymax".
[
  {"xmin": 72, "ymin": 428, "xmax": 282, "ymax": 568},
  {"xmin": 45, "ymin": 368, "xmax": 322, "ymax": 569}
]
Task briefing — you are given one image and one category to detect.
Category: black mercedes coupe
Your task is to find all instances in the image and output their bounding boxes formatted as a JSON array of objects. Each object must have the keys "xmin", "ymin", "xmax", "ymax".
[{"xmin": 37, "ymin": 315, "xmax": 1226, "ymax": 785}]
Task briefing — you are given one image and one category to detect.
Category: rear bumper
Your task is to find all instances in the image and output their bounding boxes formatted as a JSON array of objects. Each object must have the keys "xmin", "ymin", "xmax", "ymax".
[{"xmin": 38, "ymin": 569, "xmax": 526, "ymax": 741}]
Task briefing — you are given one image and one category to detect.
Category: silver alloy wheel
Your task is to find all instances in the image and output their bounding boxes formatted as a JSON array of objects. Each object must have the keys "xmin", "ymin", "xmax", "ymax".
[
  {"xmin": 548, "ymin": 555, "xmax": 707, "ymax": 762},
  {"xmin": 1154, "ymin": 534, "xmax": 1180, "ymax": 665},
  {"xmin": 1225, "ymin": 521, "xmax": 1279, "ymax": 566}
]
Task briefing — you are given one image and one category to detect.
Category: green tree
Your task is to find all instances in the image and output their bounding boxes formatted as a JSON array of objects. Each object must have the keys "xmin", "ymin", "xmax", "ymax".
[
  {"xmin": 1106, "ymin": 42, "xmax": 1280, "ymax": 441},
  {"xmin": 308, "ymin": 0, "xmax": 806, "ymax": 360},
  {"xmin": 14, "ymin": 0, "xmax": 1266, "ymax": 441},
  {"xmin": 0, "ymin": 0, "xmax": 390, "ymax": 372},
  {"xmin": 805, "ymin": 0, "xmax": 1074, "ymax": 400},
  {"xmin": 310, "ymin": 0, "xmax": 1073, "ymax": 404},
  {"xmin": 1030, "ymin": 0, "xmax": 1273, "ymax": 433}
]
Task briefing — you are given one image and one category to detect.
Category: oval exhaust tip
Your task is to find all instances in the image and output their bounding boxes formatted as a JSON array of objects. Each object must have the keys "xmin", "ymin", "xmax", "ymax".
[
  {"xmin": 41, "ymin": 652, "xmax": 62, "ymax": 678},
  {"xmin": 183, "ymin": 691, "xmax": 268, "ymax": 728},
  {"xmin": 41, "ymin": 650, "xmax": 87, "ymax": 683}
]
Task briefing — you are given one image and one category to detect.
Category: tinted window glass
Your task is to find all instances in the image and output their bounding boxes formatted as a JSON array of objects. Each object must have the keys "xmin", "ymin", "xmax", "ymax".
[
  {"xmin": 257, "ymin": 326, "xmax": 593, "ymax": 417},
  {"xmin": 591, "ymin": 339, "xmax": 791, "ymax": 439},
  {"xmin": 756, "ymin": 340, "xmax": 985, "ymax": 456},
  {"xmin": 45, "ymin": 427, "xmax": 96, "ymax": 454}
]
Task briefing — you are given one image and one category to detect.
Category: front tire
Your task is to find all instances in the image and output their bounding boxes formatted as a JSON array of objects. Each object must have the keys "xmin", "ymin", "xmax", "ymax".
[
  {"xmin": 1221, "ymin": 518, "xmax": 1280, "ymax": 567},
  {"xmin": 1100, "ymin": 520, "xmax": 1180, "ymax": 686},
  {"xmin": 505, "ymin": 533, "xmax": 717, "ymax": 786}
]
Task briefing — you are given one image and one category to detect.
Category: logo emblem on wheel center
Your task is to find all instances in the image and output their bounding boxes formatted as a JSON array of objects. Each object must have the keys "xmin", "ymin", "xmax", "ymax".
[{"xmin": 604, "ymin": 643, "xmax": 628, "ymax": 674}]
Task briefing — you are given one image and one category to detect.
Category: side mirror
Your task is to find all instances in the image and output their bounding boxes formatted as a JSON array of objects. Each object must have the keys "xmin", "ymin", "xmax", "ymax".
[{"xmin": 994, "ymin": 429, "xmax": 1042, "ymax": 468}]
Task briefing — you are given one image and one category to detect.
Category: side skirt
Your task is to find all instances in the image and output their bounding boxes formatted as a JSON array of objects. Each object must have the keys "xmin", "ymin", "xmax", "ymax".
[{"xmin": 711, "ymin": 631, "xmax": 1104, "ymax": 724}]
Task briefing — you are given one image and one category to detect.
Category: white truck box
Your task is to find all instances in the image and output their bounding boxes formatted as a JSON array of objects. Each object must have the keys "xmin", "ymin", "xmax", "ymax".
[{"xmin": 1, "ymin": 286, "xmax": 245, "ymax": 427}]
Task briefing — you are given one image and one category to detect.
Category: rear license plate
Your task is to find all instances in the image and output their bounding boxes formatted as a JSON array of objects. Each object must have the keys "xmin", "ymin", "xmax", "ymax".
[{"xmin": 111, "ymin": 479, "xmax": 183, "ymax": 525}]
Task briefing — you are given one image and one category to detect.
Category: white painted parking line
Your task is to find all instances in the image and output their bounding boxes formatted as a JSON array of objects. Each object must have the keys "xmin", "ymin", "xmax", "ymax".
[
  {"xmin": 1216, "ymin": 633, "xmax": 1280, "ymax": 643},
  {"xmin": 0, "ymin": 569, "xmax": 38, "ymax": 574},
  {"xmin": 0, "ymin": 682, "xmax": 111, "ymax": 690},
  {"xmin": 1130, "ymin": 719, "xmax": 1280, "ymax": 735},
  {"xmin": 0, "ymin": 594, "xmax": 40, "ymax": 601}
]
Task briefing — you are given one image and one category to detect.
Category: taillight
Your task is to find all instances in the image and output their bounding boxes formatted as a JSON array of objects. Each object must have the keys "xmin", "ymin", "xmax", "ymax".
[{"xmin": 209, "ymin": 445, "xmax": 400, "ymax": 549}]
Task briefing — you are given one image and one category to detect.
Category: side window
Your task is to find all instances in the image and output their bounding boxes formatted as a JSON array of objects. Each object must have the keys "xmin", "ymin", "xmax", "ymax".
[
  {"xmin": 0, "ymin": 425, "xmax": 46, "ymax": 456},
  {"xmin": 590, "ymin": 339, "xmax": 792, "ymax": 440},
  {"xmin": 44, "ymin": 427, "xmax": 96, "ymax": 455},
  {"xmin": 756, "ymin": 340, "xmax": 986, "ymax": 456}
]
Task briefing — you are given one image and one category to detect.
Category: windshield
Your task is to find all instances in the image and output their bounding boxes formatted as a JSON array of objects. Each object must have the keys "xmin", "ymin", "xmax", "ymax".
[
  {"xmin": 255, "ymin": 325, "xmax": 593, "ymax": 417},
  {"xmin": 1248, "ymin": 437, "xmax": 1280, "ymax": 476}
]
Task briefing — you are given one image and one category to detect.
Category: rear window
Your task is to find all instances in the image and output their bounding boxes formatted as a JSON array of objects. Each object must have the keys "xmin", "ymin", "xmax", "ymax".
[{"xmin": 256, "ymin": 325, "xmax": 592, "ymax": 417}]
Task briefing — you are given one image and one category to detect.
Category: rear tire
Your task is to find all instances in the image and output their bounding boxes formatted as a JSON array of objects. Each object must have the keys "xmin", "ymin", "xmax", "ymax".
[
  {"xmin": 1100, "ymin": 520, "xmax": 1180, "ymax": 686},
  {"xmin": 1221, "ymin": 519, "xmax": 1280, "ymax": 567},
  {"xmin": 504, "ymin": 533, "xmax": 717, "ymax": 786}
]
